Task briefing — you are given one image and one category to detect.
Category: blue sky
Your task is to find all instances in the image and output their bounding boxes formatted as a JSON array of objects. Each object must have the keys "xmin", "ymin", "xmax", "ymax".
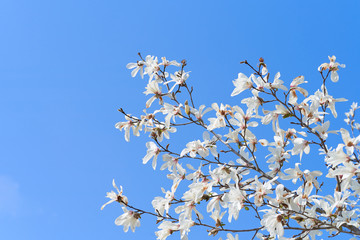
[{"xmin": 1, "ymin": 1, "xmax": 360, "ymax": 239}]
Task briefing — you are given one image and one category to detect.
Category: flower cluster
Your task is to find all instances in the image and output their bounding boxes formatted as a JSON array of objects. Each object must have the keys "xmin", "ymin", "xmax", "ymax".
[{"xmin": 102, "ymin": 54, "xmax": 360, "ymax": 240}]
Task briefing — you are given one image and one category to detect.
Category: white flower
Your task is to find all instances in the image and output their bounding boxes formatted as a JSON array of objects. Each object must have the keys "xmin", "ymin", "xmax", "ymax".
[
  {"xmin": 303, "ymin": 169, "xmax": 322, "ymax": 189},
  {"xmin": 225, "ymin": 233, "xmax": 239, "ymax": 240},
  {"xmin": 241, "ymin": 96, "xmax": 262, "ymax": 115},
  {"xmin": 165, "ymin": 70, "xmax": 190, "ymax": 92},
  {"xmin": 318, "ymin": 55, "xmax": 345, "ymax": 82},
  {"xmin": 327, "ymin": 162, "xmax": 360, "ymax": 189},
  {"xmin": 143, "ymin": 141, "xmax": 161, "ymax": 169},
  {"xmin": 126, "ymin": 60, "xmax": 145, "ymax": 78},
  {"xmin": 206, "ymin": 195, "xmax": 222, "ymax": 213},
  {"xmin": 202, "ymin": 131, "xmax": 218, "ymax": 157},
  {"xmin": 101, "ymin": 179, "xmax": 128, "ymax": 210},
  {"xmin": 251, "ymin": 74, "xmax": 270, "ymax": 95},
  {"xmin": 161, "ymin": 154, "xmax": 185, "ymax": 174},
  {"xmin": 262, "ymin": 104, "xmax": 290, "ymax": 132},
  {"xmin": 144, "ymin": 55, "xmax": 160, "ymax": 81},
  {"xmin": 210, "ymin": 209, "xmax": 226, "ymax": 227},
  {"xmin": 186, "ymin": 163, "xmax": 203, "ymax": 181},
  {"xmin": 155, "ymin": 221, "xmax": 179, "ymax": 240},
  {"xmin": 270, "ymin": 72, "xmax": 288, "ymax": 91},
  {"xmin": 228, "ymin": 109, "xmax": 258, "ymax": 132},
  {"xmin": 304, "ymin": 86, "xmax": 347, "ymax": 118},
  {"xmin": 313, "ymin": 121, "xmax": 336, "ymax": 140},
  {"xmin": 190, "ymin": 105, "xmax": 212, "ymax": 123},
  {"xmin": 345, "ymin": 102, "xmax": 359, "ymax": 125},
  {"xmin": 181, "ymin": 140, "xmax": 209, "ymax": 158},
  {"xmin": 289, "ymin": 76, "xmax": 308, "ymax": 105},
  {"xmin": 115, "ymin": 207, "xmax": 141, "ymax": 232},
  {"xmin": 178, "ymin": 216, "xmax": 195, "ymax": 240},
  {"xmin": 207, "ymin": 103, "xmax": 228, "ymax": 131},
  {"xmin": 144, "ymin": 81, "xmax": 164, "ymax": 108},
  {"xmin": 175, "ymin": 201, "xmax": 203, "ymax": 221},
  {"xmin": 291, "ymin": 137, "xmax": 310, "ymax": 160},
  {"xmin": 335, "ymin": 210, "xmax": 359, "ymax": 229},
  {"xmin": 152, "ymin": 188, "xmax": 175, "ymax": 221},
  {"xmin": 231, "ymin": 73, "xmax": 252, "ymax": 96},
  {"xmin": 222, "ymin": 185, "xmax": 246, "ymax": 222},
  {"xmin": 249, "ymin": 176, "xmax": 277, "ymax": 207},
  {"xmin": 147, "ymin": 124, "xmax": 177, "ymax": 142},
  {"xmin": 326, "ymin": 144, "xmax": 350, "ymax": 167},
  {"xmin": 260, "ymin": 209, "xmax": 284, "ymax": 237},
  {"xmin": 159, "ymin": 57, "xmax": 181, "ymax": 67},
  {"xmin": 293, "ymin": 181, "xmax": 314, "ymax": 206},
  {"xmin": 115, "ymin": 115, "xmax": 141, "ymax": 142},
  {"xmin": 279, "ymin": 163, "xmax": 303, "ymax": 184},
  {"xmin": 224, "ymin": 129, "xmax": 241, "ymax": 144},
  {"xmin": 269, "ymin": 184, "xmax": 293, "ymax": 207},
  {"xmin": 340, "ymin": 128, "xmax": 360, "ymax": 155},
  {"xmin": 161, "ymin": 103, "xmax": 183, "ymax": 128}
]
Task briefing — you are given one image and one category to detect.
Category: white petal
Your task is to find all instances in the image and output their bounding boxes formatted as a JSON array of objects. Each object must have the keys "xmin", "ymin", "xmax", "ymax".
[{"xmin": 331, "ymin": 71, "xmax": 339, "ymax": 83}]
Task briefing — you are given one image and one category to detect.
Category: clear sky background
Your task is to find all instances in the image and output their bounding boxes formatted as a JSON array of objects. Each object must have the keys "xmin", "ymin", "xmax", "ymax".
[{"xmin": 1, "ymin": 1, "xmax": 360, "ymax": 239}]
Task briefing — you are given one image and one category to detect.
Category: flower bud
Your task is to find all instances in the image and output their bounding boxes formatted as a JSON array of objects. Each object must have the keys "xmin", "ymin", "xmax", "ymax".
[
  {"xmin": 208, "ymin": 228, "xmax": 219, "ymax": 236},
  {"xmin": 185, "ymin": 100, "xmax": 190, "ymax": 115}
]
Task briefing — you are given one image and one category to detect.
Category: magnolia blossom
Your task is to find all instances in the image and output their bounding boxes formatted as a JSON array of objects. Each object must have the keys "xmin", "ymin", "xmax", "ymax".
[
  {"xmin": 159, "ymin": 56, "xmax": 181, "ymax": 67},
  {"xmin": 180, "ymin": 140, "xmax": 209, "ymax": 158},
  {"xmin": 175, "ymin": 201, "xmax": 203, "ymax": 221},
  {"xmin": 289, "ymin": 76, "xmax": 308, "ymax": 105},
  {"xmin": 340, "ymin": 128, "xmax": 360, "ymax": 155},
  {"xmin": 190, "ymin": 105, "xmax": 212, "ymax": 123},
  {"xmin": 146, "ymin": 124, "xmax": 177, "ymax": 142},
  {"xmin": 155, "ymin": 221, "xmax": 179, "ymax": 240},
  {"xmin": 291, "ymin": 137, "xmax": 310, "ymax": 160},
  {"xmin": 231, "ymin": 73, "xmax": 252, "ymax": 96},
  {"xmin": 152, "ymin": 187, "xmax": 176, "ymax": 220},
  {"xmin": 318, "ymin": 55, "xmax": 346, "ymax": 82},
  {"xmin": 143, "ymin": 141, "xmax": 161, "ymax": 169},
  {"xmin": 202, "ymin": 131, "xmax": 218, "ymax": 157},
  {"xmin": 160, "ymin": 154, "xmax": 185, "ymax": 173},
  {"xmin": 270, "ymin": 72, "xmax": 288, "ymax": 91},
  {"xmin": 105, "ymin": 54, "xmax": 360, "ymax": 239},
  {"xmin": 222, "ymin": 184, "xmax": 246, "ymax": 222},
  {"xmin": 269, "ymin": 184, "xmax": 293, "ymax": 207},
  {"xmin": 293, "ymin": 181, "xmax": 314, "ymax": 206},
  {"xmin": 144, "ymin": 55, "xmax": 160, "ymax": 81},
  {"xmin": 279, "ymin": 163, "xmax": 303, "ymax": 184},
  {"xmin": 345, "ymin": 102, "xmax": 359, "ymax": 125},
  {"xmin": 161, "ymin": 103, "xmax": 183, "ymax": 127},
  {"xmin": 241, "ymin": 96, "xmax": 262, "ymax": 115},
  {"xmin": 101, "ymin": 179, "xmax": 128, "ymax": 210},
  {"xmin": 115, "ymin": 207, "xmax": 141, "ymax": 232},
  {"xmin": 144, "ymin": 80, "xmax": 164, "ymax": 108},
  {"xmin": 165, "ymin": 70, "xmax": 190, "ymax": 92},
  {"xmin": 325, "ymin": 144, "xmax": 350, "ymax": 167},
  {"xmin": 327, "ymin": 162, "xmax": 360, "ymax": 189},
  {"xmin": 312, "ymin": 121, "xmax": 336, "ymax": 140},
  {"xmin": 262, "ymin": 104, "xmax": 290, "ymax": 132},
  {"xmin": 251, "ymin": 74, "xmax": 270, "ymax": 95},
  {"xmin": 207, "ymin": 103, "xmax": 229, "ymax": 131},
  {"xmin": 223, "ymin": 233, "xmax": 239, "ymax": 240},
  {"xmin": 210, "ymin": 209, "xmax": 226, "ymax": 227},
  {"xmin": 115, "ymin": 115, "xmax": 141, "ymax": 142},
  {"xmin": 126, "ymin": 60, "xmax": 145, "ymax": 78},
  {"xmin": 250, "ymin": 176, "xmax": 277, "ymax": 207},
  {"xmin": 260, "ymin": 209, "xmax": 284, "ymax": 237},
  {"xmin": 228, "ymin": 108, "xmax": 258, "ymax": 132}
]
